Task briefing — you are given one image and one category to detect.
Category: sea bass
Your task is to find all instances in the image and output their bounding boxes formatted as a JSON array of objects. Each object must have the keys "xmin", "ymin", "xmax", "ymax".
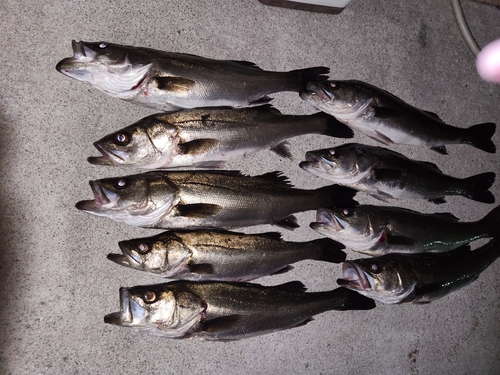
[
  {"xmin": 75, "ymin": 171, "xmax": 358, "ymax": 229},
  {"xmin": 88, "ymin": 105, "xmax": 353, "ymax": 169},
  {"xmin": 337, "ymin": 238, "xmax": 500, "ymax": 304},
  {"xmin": 104, "ymin": 281, "xmax": 375, "ymax": 340},
  {"xmin": 300, "ymin": 80, "xmax": 496, "ymax": 154},
  {"xmin": 310, "ymin": 205, "xmax": 500, "ymax": 255},
  {"xmin": 56, "ymin": 40, "xmax": 329, "ymax": 112},
  {"xmin": 108, "ymin": 230, "xmax": 346, "ymax": 281},
  {"xmin": 299, "ymin": 143, "xmax": 495, "ymax": 204}
]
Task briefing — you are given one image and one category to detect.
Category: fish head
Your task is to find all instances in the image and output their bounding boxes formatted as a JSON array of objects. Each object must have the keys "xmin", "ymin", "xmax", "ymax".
[
  {"xmin": 300, "ymin": 80, "xmax": 355, "ymax": 112},
  {"xmin": 109, "ymin": 233, "xmax": 192, "ymax": 276},
  {"xmin": 300, "ymin": 145, "xmax": 360, "ymax": 181},
  {"xmin": 56, "ymin": 40, "xmax": 153, "ymax": 98},
  {"xmin": 88, "ymin": 116, "xmax": 180, "ymax": 168},
  {"xmin": 75, "ymin": 172, "xmax": 179, "ymax": 226},
  {"xmin": 337, "ymin": 259, "xmax": 416, "ymax": 304},
  {"xmin": 310, "ymin": 207, "xmax": 382, "ymax": 251},
  {"xmin": 104, "ymin": 284, "xmax": 206, "ymax": 338}
]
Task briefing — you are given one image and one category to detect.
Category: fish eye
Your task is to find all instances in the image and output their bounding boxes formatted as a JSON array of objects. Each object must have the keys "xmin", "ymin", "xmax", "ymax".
[
  {"xmin": 99, "ymin": 43, "xmax": 107, "ymax": 49},
  {"xmin": 144, "ymin": 291, "xmax": 157, "ymax": 303},
  {"xmin": 329, "ymin": 149, "xmax": 336, "ymax": 155},
  {"xmin": 342, "ymin": 208, "xmax": 351, "ymax": 216},
  {"xmin": 370, "ymin": 263, "xmax": 382, "ymax": 274},
  {"xmin": 115, "ymin": 179, "xmax": 128, "ymax": 189},
  {"xmin": 114, "ymin": 132, "xmax": 130, "ymax": 145},
  {"xmin": 137, "ymin": 243, "xmax": 149, "ymax": 254}
]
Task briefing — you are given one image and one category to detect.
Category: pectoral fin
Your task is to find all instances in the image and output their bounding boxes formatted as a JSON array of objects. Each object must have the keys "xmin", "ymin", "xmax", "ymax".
[
  {"xmin": 176, "ymin": 204, "xmax": 222, "ymax": 218},
  {"xmin": 153, "ymin": 77, "xmax": 196, "ymax": 93},
  {"xmin": 180, "ymin": 139, "xmax": 220, "ymax": 155},
  {"xmin": 274, "ymin": 215, "xmax": 299, "ymax": 229},
  {"xmin": 271, "ymin": 265, "xmax": 294, "ymax": 275},
  {"xmin": 430, "ymin": 145, "xmax": 448, "ymax": 155}
]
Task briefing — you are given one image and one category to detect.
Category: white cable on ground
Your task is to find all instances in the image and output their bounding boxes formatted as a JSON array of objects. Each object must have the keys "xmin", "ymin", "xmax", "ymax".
[{"xmin": 451, "ymin": 0, "xmax": 481, "ymax": 56}]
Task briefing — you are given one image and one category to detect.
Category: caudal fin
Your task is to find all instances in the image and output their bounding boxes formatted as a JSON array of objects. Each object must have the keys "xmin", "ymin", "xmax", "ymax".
[
  {"xmin": 462, "ymin": 172, "xmax": 496, "ymax": 203},
  {"xmin": 310, "ymin": 112, "xmax": 354, "ymax": 139},
  {"xmin": 330, "ymin": 287, "xmax": 376, "ymax": 311},
  {"xmin": 316, "ymin": 184, "xmax": 358, "ymax": 208},
  {"xmin": 481, "ymin": 205, "xmax": 500, "ymax": 236},
  {"xmin": 466, "ymin": 122, "xmax": 496, "ymax": 153},
  {"xmin": 308, "ymin": 238, "xmax": 347, "ymax": 263},
  {"xmin": 290, "ymin": 67, "xmax": 330, "ymax": 92}
]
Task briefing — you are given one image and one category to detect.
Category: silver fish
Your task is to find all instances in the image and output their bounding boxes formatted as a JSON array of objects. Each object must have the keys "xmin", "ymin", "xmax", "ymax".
[
  {"xmin": 75, "ymin": 171, "xmax": 358, "ymax": 229},
  {"xmin": 107, "ymin": 230, "xmax": 346, "ymax": 281},
  {"xmin": 299, "ymin": 143, "xmax": 495, "ymax": 204},
  {"xmin": 300, "ymin": 80, "xmax": 496, "ymax": 154},
  {"xmin": 56, "ymin": 40, "xmax": 329, "ymax": 111},
  {"xmin": 310, "ymin": 205, "xmax": 500, "ymax": 255},
  {"xmin": 337, "ymin": 238, "xmax": 500, "ymax": 304},
  {"xmin": 104, "ymin": 281, "xmax": 375, "ymax": 340},
  {"xmin": 88, "ymin": 105, "xmax": 353, "ymax": 169}
]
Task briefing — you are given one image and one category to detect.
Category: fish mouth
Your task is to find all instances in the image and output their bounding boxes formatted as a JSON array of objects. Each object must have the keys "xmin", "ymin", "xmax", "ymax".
[
  {"xmin": 303, "ymin": 81, "xmax": 334, "ymax": 103},
  {"xmin": 311, "ymin": 208, "xmax": 346, "ymax": 232},
  {"xmin": 107, "ymin": 241, "xmax": 142, "ymax": 267},
  {"xmin": 88, "ymin": 142, "xmax": 126, "ymax": 166},
  {"xmin": 75, "ymin": 180, "xmax": 118, "ymax": 212},
  {"xmin": 56, "ymin": 40, "xmax": 97, "ymax": 75},
  {"xmin": 104, "ymin": 287, "xmax": 132, "ymax": 325},
  {"xmin": 337, "ymin": 261, "xmax": 373, "ymax": 291}
]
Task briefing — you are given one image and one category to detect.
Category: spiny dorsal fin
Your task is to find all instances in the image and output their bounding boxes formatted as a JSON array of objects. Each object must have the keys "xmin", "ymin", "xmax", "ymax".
[{"xmin": 257, "ymin": 171, "xmax": 293, "ymax": 187}]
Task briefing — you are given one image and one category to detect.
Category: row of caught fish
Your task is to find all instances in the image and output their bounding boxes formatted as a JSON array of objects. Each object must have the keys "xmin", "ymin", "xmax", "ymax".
[
  {"xmin": 57, "ymin": 40, "xmax": 499, "ymax": 340},
  {"xmin": 57, "ymin": 40, "xmax": 495, "ymax": 161},
  {"xmin": 103, "ymin": 231, "xmax": 499, "ymax": 339}
]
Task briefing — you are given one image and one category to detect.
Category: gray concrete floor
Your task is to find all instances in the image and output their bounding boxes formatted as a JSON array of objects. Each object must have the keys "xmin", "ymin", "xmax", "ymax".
[{"xmin": 1, "ymin": 0, "xmax": 499, "ymax": 374}]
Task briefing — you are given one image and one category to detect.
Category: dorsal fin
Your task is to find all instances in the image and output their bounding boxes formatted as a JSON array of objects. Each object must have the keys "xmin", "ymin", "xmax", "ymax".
[
  {"xmin": 274, "ymin": 281, "xmax": 307, "ymax": 293},
  {"xmin": 230, "ymin": 60, "xmax": 264, "ymax": 70},
  {"xmin": 257, "ymin": 171, "xmax": 293, "ymax": 187},
  {"xmin": 257, "ymin": 232, "xmax": 283, "ymax": 241}
]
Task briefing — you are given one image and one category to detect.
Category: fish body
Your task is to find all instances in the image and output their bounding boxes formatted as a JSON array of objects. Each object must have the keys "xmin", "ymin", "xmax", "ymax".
[
  {"xmin": 104, "ymin": 281, "xmax": 375, "ymax": 340},
  {"xmin": 108, "ymin": 230, "xmax": 346, "ymax": 281},
  {"xmin": 75, "ymin": 171, "xmax": 358, "ymax": 230},
  {"xmin": 300, "ymin": 80, "xmax": 496, "ymax": 154},
  {"xmin": 299, "ymin": 143, "xmax": 495, "ymax": 204},
  {"xmin": 337, "ymin": 238, "xmax": 500, "ymax": 304},
  {"xmin": 310, "ymin": 205, "xmax": 500, "ymax": 255},
  {"xmin": 88, "ymin": 105, "xmax": 353, "ymax": 169},
  {"xmin": 56, "ymin": 41, "xmax": 329, "ymax": 111}
]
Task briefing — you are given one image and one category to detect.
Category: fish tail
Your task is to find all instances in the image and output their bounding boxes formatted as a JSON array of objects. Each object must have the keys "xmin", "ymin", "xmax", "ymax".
[
  {"xmin": 465, "ymin": 122, "xmax": 496, "ymax": 153},
  {"xmin": 461, "ymin": 172, "xmax": 496, "ymax": 203},
  {"xmin": 481, "ymin": 205, "xmax": 500, "ymax": 236},
  {"xmin": 310, "ymin": 112, "xmax": 354, "ymax": 139},
  {"xmin": 328, "ymin": 287, "xmax": 376, "ymax": 310},
  {"xmin": 288, "ymin": 67, "xmax": 330, "ymax": 92},
  {"xmin": 308, "ymin": 238, "xmax": 347, "ymax": 263},
  {"xmin": 315, "ymin": 184, "xmax": 358, "ymax": 208}
]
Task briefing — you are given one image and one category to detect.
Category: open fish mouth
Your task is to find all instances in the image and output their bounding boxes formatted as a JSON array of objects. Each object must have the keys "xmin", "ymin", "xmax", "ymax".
[
  {"xmin": 316, "ymin": 208, "xmax": 345, "ymax": 232},
  {"xmin": 107, "ymin": 241, "xmax": 142, "ymax": 267},
  {"xmin": 88, "ymin": 142, "xmax": 126, "ymax": 166},
  {"xmin": 75, "ymin": 181, "xmax": 118, "ymax": 212},
  {"xmin": 104, "ymin": 287, "xmax": 132, "ymax": 325},
  {"xmin": 56, "ymin": 40, "xmax": 97, "ymax": 75},
  {"xmin": 337, "ymin": 261, "xmax": 373, "ymax": 291},
  {"xmin": 303, "ymin": 81, "xmax": 334, "ymax": 103}
]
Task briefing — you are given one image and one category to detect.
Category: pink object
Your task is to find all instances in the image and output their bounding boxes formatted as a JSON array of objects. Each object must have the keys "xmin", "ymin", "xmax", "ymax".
[{"xmin": 476, "ymin": 38, "xmax": 500, "ymax": 83}]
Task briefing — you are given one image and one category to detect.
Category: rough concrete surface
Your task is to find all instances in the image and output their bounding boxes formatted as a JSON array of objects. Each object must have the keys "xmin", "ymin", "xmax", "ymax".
[{"xmin": 1, "ymin": 0, "xmax": 499, "ymax": 374}]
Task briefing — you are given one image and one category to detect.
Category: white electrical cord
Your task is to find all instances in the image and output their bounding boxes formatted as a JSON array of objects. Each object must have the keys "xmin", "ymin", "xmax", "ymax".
[{"xmin": 451, "ymin": 0, "xmax": 481, "ymax": 56}]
